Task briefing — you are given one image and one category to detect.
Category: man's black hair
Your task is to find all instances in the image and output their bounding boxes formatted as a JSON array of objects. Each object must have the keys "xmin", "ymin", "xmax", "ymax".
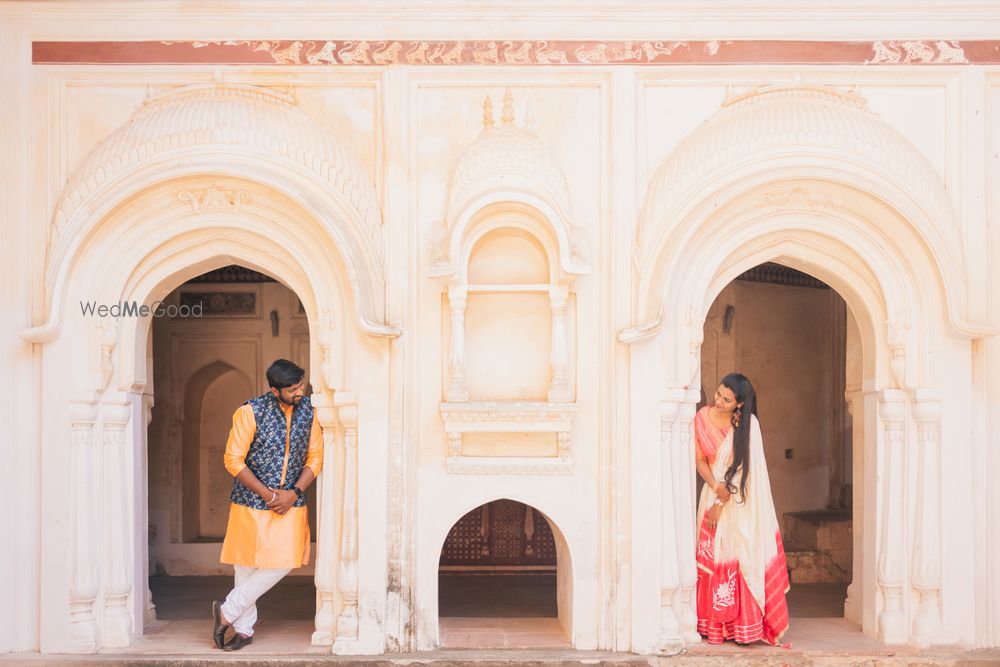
[{"xmin": 266, "ymin": 359, "xmax": 305, "ymax": 389}]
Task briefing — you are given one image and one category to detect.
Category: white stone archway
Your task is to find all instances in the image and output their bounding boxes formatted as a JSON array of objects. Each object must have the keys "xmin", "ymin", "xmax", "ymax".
[
  {"xmin": 625, "ymin": 85, "xmax": 987, "ymax": 652},
  {"xmin": 23, "ymin": 84, "xmax": 395, "ymax": 654},
  {"xmin": 420, "ymin": 492, "xmax": 577, "ymax": 650}
]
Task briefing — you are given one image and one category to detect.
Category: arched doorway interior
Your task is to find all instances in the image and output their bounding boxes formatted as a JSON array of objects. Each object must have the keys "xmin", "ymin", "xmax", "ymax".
[
  {"xmin": 700, "ymin": 261, "xmax": 858, "ymax": 621},
  {"xmin": 146, "ymin": 263, "xmax": 317, "ymax": 626},
  {"xmin": 437, "ymin": 499, "xmax": 571, "ymax": 648}
]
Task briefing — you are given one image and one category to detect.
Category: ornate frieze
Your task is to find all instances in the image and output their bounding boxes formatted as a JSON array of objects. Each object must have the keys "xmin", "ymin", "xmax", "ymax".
[
  {"xmin": 176, "ymin": 185, "xmax": 250, "ymax": 213},
  {"xmin": 33, "ymin": 39, "xmax": 993, "ymax": 66}
]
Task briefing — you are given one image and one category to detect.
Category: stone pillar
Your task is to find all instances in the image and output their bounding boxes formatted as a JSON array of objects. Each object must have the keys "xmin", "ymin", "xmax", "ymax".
[
  {"xmin": 657, "ymin": 396, "xmax": 681, "ymax": 654},
  {"xmin": 141, "ymin": 393, "xmax": 157, "ymax": 626},
  {"xmin": 446, "ymin": 285, "xmax": 469, "ymax": 402},
  {"xmin": 447, "ymin": 431, "xmax": 462, "ymax": 457},
  {"xmin": 842, "ymin": 390, "xmax": 863, "ymax": 624},
  {"xmin": 332, "ymin": 398, "xmax": 359, "ymax": 653},
  {"xmin": 877, "ymin": 389, "xmax": 907, "ymax": 644},
  {"xmin": 557, "ymin": 431, "xmax": 571, "ymax": 461},
  {"xmin": 311, "ymin": 392, "xmax": 339, "ymax": 647},
  {"xmin": 68, "ymin": 396, "xmax": 100, "ymax": 652},
  {"xmin": 101, "ymin": 399, "xmax": 134, "ymax": 647},
  {"xmin": 675, "ymin": 391, "xmax": 701, "ymax": 643},
  {"xmin": 548, "ymin": 285, "xmax": 571, "ymax": 402},
  {"xmin": 911, "ymin": 393, "xmax": 943, "ymax": 646}
]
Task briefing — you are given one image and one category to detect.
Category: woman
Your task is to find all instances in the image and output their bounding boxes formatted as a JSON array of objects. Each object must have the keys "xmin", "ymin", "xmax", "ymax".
[{"xmin": 694, "ymin": 372, "xmax": 790, "ymax": 646}]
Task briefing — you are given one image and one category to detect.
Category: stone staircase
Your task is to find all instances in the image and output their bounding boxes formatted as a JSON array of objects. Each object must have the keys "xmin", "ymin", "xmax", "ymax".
[{"xmin": 782, "ymin": 509, "xmax": 852, "ymax": 584}]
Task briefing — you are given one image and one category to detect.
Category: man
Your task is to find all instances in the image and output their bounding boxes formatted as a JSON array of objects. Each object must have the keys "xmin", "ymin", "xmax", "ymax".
[{"xmin": 210, "ymin": 359, "xmax": 323, "ymax": 651}]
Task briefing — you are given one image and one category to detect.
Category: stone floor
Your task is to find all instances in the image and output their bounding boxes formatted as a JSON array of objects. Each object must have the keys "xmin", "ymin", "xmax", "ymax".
[{"xmin": 5, "ymin": 576, "xmax": 999, "ymax": 665}]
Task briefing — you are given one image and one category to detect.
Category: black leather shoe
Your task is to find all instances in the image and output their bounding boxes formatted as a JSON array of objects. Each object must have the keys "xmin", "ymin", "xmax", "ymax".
[
  {"xmin": 211, "ymin": 600, "xmax": 230, "ymax": 649},
  {"xmin": 223, "ymin": 633, "xmax": 253, "ymax": 651}
]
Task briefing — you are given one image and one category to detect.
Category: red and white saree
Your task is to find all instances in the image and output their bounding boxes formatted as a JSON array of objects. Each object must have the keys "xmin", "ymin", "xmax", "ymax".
[{"xmin": 694, "ymin": 406, "xmax": 790, "ymax": 645}]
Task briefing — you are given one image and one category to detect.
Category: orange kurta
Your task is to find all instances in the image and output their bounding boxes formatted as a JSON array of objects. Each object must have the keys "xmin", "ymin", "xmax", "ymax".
[{"xmin": 219, "ymin": 400, "xmax": 323, "ymax": 569}]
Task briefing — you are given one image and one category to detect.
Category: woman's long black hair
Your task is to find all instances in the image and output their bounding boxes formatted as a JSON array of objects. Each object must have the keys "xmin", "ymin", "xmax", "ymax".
[{"xmin": 721, "ymin": 372, "xmax": 758, "ymax": 502}]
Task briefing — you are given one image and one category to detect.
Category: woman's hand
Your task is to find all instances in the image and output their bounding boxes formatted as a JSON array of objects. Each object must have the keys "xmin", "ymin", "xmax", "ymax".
[
  {"xmin": 707, "ymin": 503, "xmax": 723, "ymax": 527},
  {"xmin": 715, "ymin": 482, "xmax": 732, "ymax": 503}
]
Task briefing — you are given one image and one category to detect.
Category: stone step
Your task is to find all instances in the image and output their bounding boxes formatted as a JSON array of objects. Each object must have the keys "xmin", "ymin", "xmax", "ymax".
[
  {"xmin": 782, "ymin": 509, "xmax": 852, "ymax": 553},
  {"xmin": 2, "ymin": 654, "xmax": 655, "ymax": 667},
  {"xmin": 5, "ymin": 652, "xmax": 997, "ymax": 667},
  {"xmin": 785, "ymin": 548, "xmax": 851, "ymax": 584}
]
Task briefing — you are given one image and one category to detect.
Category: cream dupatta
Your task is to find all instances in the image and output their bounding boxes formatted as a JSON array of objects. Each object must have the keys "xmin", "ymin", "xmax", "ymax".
[{"xmin": 696, "ymin": 414, "xmax": 784, "ymax": 620}]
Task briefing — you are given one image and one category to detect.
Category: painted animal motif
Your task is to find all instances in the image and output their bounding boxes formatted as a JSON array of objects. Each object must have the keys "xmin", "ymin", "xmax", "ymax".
[
  {"xmin": 641, "ymin": 40, "xmax": 687, "ymax": 61},
  {"xmin": 268, "ymin": 40, "xmax": 304, "ymax": 64},
  {"xmin": 574, "ymin": 43, "xmax": 608, "ymax": 64},
  {"xmin": 373, "ymin": 41, "xmax": 402, "ymax": 65},
  {"xmin": 306, "ymin": 41, "xmax": 338, "ymax": 64},
  {"xmin": 535, "ymin": 41, "xmax": 568, "ymax": 64},
  {"xmin": 339, "ymin": 41, "xmax": 371, "ymax": 65},
  {"xmin": 440, "ymin": 41, "xmax": 466, "ymax": 64},
  {"xmin": 899, "ymin": 40, "xmax": 936, "ymax": 63},
  {"xmin": 610, "ymin": 41, "xmax": 642, "ymax": 62},
  {"xmin": 406, "ymin": 41, "xmax": 430, "ymax": 64},
  {"xmin": 933, "ymin": 40, "xmax": 967, "ymax": 63},
  {"xmin": 426, "ymin": 42, "xmax": 448, "ymax": 62},
  {"xmin": 868, "ymin": 40, "xmax": 902, "ymax": 64},
  {"xmin": 502, "ymin": 40, "xmax": 533, "ymax": 64},
  {"xmin": 473, "ymin": 41, "xmax": 499, "ymax": 64}
]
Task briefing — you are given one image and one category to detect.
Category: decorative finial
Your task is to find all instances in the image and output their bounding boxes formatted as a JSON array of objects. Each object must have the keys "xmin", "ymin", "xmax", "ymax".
[
  {"xmin": 482, "ymin": 95, "xmax": 495, "ymax": 132},
  {"xmin": 523, "ymin": 95, "xmax": 536, "ymax": 133},
  {"xmin": 501, "ymin": 87, "xmax": 514, "ymax": 126}
]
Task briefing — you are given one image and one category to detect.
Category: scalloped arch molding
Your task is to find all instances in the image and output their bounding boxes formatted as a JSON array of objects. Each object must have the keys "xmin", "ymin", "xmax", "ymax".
[
  {"xmin": 27, "ymin": 83, "xmax": 395, "ymax": 341},
  {"xmin": 635, "ymin": 84, "xmax": 981, "ymax": 337}
]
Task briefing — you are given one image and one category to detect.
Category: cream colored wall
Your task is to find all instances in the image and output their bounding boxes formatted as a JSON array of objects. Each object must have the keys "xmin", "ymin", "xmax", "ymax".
[
  {"xmin": 702, "ymin": 279, "xmax": 845, "ymax": 521},
  {"xmin": 1, "ymin": 0, "xmax": 998, "ymax": 654}
]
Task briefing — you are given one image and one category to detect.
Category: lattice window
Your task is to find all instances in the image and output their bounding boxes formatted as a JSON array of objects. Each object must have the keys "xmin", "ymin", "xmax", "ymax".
[
  {"xmin": 439, "ymin": 506, "xmax": 486, "ymax": 563},
  {"xmin": 439, "ymin": 500, "xmax": 557, "ymax": 566}
]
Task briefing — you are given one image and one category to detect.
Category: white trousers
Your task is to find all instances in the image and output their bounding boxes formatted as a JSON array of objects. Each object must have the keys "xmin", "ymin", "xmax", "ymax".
[{"xmin": 220, "ymin": 565, "xmax": 292, "ymax": 636}]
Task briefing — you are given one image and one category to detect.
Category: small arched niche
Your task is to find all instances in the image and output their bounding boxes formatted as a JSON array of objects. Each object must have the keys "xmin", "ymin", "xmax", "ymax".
[
  {"xmin": 436, "ymin": 91, "xmax": 586, "ymax": 476},
  {"xmin": 440, "ymin": 208, "xmax": 578, "ymax": 474}
]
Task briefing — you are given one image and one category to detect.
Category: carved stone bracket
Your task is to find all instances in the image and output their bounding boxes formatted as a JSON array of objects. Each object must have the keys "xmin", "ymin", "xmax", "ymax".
[{"xmin": 96, "ymin": 318, "xmax": 119, "ymax": 390}]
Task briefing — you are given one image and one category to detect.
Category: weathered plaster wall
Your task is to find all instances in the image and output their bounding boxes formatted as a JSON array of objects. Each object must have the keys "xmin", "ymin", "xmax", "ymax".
[{"xmin": 0, "ymin": 0, "xmax": 997, "ymax": 655}]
